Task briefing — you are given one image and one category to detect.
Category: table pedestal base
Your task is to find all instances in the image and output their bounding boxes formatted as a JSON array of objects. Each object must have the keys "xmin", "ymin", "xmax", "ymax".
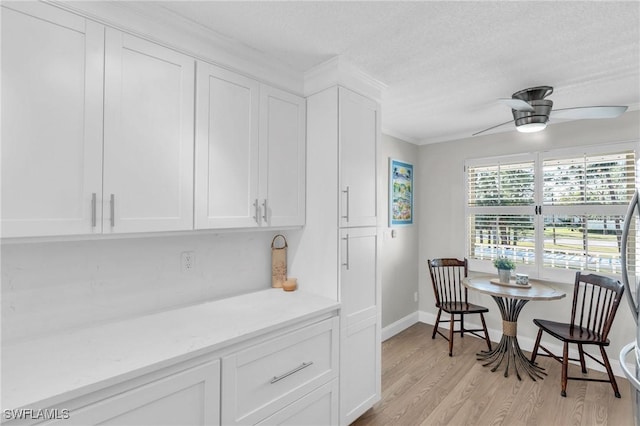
[{"xmin": 476, "ymin": 296, "xmax": 546, "ymax": 381}]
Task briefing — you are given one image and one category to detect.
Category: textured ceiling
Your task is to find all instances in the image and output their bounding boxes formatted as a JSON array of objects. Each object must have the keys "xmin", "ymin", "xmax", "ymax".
[{"xmin": 153, "ymin": 1, "xmax": 639, "ymax": 145}]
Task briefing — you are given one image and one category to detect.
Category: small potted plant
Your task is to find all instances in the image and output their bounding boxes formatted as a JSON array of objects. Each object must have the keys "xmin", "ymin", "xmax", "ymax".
[{"xmin": 493, "ymin": 256, "xmax": 516, "ymax": 283}]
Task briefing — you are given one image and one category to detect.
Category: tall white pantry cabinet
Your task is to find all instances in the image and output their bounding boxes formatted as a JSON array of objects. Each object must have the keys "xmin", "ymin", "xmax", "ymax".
[{"xmin": 302, "ymin": 83, "xmax": 382, "ymax": 425}]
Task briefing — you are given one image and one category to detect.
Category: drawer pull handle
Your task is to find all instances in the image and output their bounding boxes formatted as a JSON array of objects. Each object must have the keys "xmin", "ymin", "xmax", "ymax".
[{"xmin": 270, "ymin": 361, "xmax": 313, "ymax": 384}]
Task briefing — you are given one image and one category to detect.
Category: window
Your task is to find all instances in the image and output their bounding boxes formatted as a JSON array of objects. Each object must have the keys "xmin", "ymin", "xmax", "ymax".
[{"xmin": 466, "ymin": 142, "xmax": 637, "ymax": 280}]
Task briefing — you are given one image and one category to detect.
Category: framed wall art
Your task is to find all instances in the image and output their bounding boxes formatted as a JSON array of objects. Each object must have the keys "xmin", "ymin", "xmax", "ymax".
[{"xmin": 389, "ymin": 158, "xmax": 413, "ymax": 226}]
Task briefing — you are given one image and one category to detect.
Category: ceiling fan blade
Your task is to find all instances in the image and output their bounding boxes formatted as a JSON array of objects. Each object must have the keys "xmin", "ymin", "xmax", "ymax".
[
  {"xmin": 498, "ymin": 98, "xmax": 535, "ymax": 112},
  {"xmin": 472, "ymin": 119, "xmax": 515, "ymax": 136},
  {"xmin": 550, "ymin": 105, "xmax": 628, "ymax": 120}
]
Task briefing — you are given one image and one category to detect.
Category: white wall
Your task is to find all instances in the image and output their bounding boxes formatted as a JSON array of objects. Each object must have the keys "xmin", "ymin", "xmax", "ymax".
[
  {"xmin": 1, "ymin": 230, "xmax": 299, "ymax": 342},
  {"xmin": 379, "ymin": 134, "xmax": 419, "ymax": 328},
  {"xmin": 418, "ymin": 110, "xmax": 640, "ymax": 366}
]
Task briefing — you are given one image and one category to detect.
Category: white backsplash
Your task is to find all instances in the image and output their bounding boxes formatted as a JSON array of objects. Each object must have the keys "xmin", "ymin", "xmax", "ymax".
[{"xmin": 2, "ymin": 231, "xmax": 297, "ymax": 343}]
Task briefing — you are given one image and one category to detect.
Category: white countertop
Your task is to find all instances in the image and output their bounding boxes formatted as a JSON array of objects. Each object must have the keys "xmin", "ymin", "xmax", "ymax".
[{"xmin": 1, "ymin": 289, "xmax": 340, "ymax": 412}]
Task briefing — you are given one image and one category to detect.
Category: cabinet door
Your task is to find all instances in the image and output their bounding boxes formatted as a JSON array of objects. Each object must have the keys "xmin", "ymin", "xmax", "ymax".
[
  {"xmin": 259, "ymin": 85, "xmax": 306, "ymax": 227},
  {"xmin": 340, "ymin": 227, "xmax": 379, "ymax": 327},
  {"xmin": 339, "ymin": 88, "xmax": 379, "ymax": 228},
  {"xmin": 341, "ymin": 316, "xmax": 380, "ymax": 425},
  {"xmin": 339, "ymin": 227, "xmax": 380, "ymax": 424},
  {"xmin": 195, "ymin": 62, "xmax": 260, "ymax": 229},
  {"xmin": 60, "ymin": 360, "xmax": 220, "ymax": 425},
  {"xmin": 103, "ymin": 29, "xmax": 195, "ymax": 233},
  {"xmin": 1, "ymin": 4, "xmax": 104, "ymax": 237}
]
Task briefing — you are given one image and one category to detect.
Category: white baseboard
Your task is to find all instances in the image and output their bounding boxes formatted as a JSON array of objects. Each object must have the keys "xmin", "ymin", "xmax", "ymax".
[
  {"xmin": 381, "ymin": 312, "xmax": 419, "ymax": 342},
  {"xmin": 416, "ymin": 310, "xmax": 631, "ymax": 379}
]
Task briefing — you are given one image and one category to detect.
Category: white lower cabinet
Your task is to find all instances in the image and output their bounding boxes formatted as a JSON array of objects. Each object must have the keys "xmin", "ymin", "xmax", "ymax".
[
  {"xmin": 256, "ymin": 380, "xmax": 339, "ymax": 426},
  {"xmin": 339, "ymin": 227, "xmax": 381, "ymax": 425},
  {"xmin": 221, "ymin": 317, "xmax": 339, "ymax": 425},
  {"xmin": 53, "ymin": 360, "xmax": 221, "ymax": 426},
  {"xmin": 4, "ymin": 308, "xmax": 339, "ymax": 426},
  {"xmin": 341, "ymin": 316, "xmax": 380, "ymax": 425}
]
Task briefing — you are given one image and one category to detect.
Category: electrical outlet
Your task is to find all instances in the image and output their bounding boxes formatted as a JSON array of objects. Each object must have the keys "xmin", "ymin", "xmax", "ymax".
[{"xmin": 181, "ymin": 251, "xmax": 195, "ymax": 272}]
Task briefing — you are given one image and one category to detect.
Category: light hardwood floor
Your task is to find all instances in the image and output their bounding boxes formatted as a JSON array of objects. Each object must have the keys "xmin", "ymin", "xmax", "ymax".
[{"xmin": 352, "ymin": 322, "xmax": 633, "ymax": 426}]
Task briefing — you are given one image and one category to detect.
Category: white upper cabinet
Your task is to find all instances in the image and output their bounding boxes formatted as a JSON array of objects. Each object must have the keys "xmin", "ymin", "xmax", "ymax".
[
  {"xmin": 195, "ymin": 63, "xmax": 306, "ymax": 229},
  {"xmin": 103, "ymin": 29, "xmax": 195, "ymax": 233},
  {"xmin": 339, "ymin": 87, "xmax": 379, "ymax": 228},
  {"xmin": 259, "ymin": 85, "xmax": 306, "ymax": 227},
  {"xmin": 1, "ymin": 4, "xmax": 105, "ymax": 237},
  {"xmin": 2, "ymin": 3, "xmax": 304, "ymax": 238},
  {"xmin": 195, "ymin": 62, "xmax": 261, "ymax": 229}
]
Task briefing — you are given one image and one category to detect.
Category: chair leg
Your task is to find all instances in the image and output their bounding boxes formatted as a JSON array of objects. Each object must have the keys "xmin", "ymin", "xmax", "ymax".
[
  {"xmin": 530, "ymin": 328, "xmax": 543, "ymax": 363},
  {"xmin": 460, "ymin": 313, "xmax": 464, "ymax": 338},
  {"xmin": 600, "ymin": 346, "xmax": 621, "ymax": 398},
  {"xmin": 561, "ymin": 342, "xmax": 569, "ymax": 397},
  {"xmin": 480, "ymin": 313, "xmax": 492, "ymax": 351},
  {"xmin": 432, "ymin": 308, "xmax": 442, "ymax": 339},
  {"xmin": 577, "ymin": 344, "xmax": 587, "ymax": 374},
  {"xmin": 448, "ymin": 314, "xmax": 455, "ymax": 356}
]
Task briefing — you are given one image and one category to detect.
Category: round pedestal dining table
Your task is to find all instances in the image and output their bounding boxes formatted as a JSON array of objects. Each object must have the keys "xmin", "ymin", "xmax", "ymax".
[{"xmin": 463, "ymin": 275, "xmax": 566, "ymax": 380}]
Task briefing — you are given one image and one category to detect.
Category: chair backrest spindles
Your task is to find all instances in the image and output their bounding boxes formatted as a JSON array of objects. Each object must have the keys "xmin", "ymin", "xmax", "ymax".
[
  {"xmin": 570, "ymin": 272, "xmax": 624, "ymax": 342},
  {"xmin": 428, "ymin": 258, "xmax": 468, "ymax": 307}
]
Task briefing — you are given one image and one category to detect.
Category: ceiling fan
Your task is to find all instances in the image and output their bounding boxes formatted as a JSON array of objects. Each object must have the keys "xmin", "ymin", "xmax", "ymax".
[{"xmin": 473, "ymin": 86, "xmax": 628, "ymax": 136}]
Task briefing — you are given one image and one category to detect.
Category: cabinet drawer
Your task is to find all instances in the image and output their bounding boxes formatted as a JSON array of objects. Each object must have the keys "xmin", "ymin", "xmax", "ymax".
[
  {"xmin": 255, "ymin": 380, "xmax": 338, "ymax": 426},
  {"xmin": 222, "ymin": 317, "xmax": 338, "ymax": 425}
]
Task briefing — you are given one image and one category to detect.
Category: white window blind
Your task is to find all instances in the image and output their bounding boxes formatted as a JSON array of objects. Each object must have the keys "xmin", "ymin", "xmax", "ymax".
[
  {"xmin": 467, "ymin": 161, "xmax": 535, "ymax": 207},
  {"xmin": 543, "ymin": 151, "xmax": 636, "ymax": 207},
  {"xmin": 541, "ymin": 149, "xmax": 636, "ymax": 275},
  {"xmin": 466, "ymin": 143, "xmax": 637, "ymax": 279},
  {"xmin": 467, "ymin": 157, "xmax": 535, "ymax": 267}
]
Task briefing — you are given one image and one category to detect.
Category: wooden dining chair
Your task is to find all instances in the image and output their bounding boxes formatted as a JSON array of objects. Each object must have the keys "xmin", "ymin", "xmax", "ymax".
[
  {"xmin": 427, "ymin": 258, "xmax": 492, "ymax": 356},
  {"xmin": 530, "ymin": 272, "xmax": 624, "ymax": 397}
]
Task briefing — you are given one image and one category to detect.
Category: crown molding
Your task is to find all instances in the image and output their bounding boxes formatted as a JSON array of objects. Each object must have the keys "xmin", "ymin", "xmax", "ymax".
[
  {"xmin": 304, "ymin": 56, "xmax": 387, "ymax": 102},
  {"xmin": 45, "ymin": 0, "xmax": 304, "ymax": 95},
  {"xmin": 381, "ymin": 127, "xmax": 420, "ymax": 145}
]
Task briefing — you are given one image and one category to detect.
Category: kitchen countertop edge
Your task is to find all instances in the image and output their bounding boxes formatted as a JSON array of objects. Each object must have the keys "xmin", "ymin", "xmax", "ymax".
[{"xmin": 1, "ymin": 289, "xmax": 340, "ymax": 413}]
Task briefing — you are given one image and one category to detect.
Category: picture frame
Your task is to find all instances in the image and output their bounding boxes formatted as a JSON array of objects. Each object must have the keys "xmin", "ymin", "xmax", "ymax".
[{"xmin": 389, "ymin": 158, "xmax": 413, "ymax": 226}]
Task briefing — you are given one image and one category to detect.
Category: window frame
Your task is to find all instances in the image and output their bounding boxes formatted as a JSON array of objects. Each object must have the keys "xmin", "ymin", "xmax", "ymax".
[{"xmin": 465, "ymin": 141, "xmax": 638, "ymax": 282}]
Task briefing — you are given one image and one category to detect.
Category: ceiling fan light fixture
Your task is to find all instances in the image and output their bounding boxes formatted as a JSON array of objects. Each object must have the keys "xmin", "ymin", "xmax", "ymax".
[
  {"xmin": 473, "ymin": 85, "xmax": 629, "ymax": 137},
  {"xmin": 516, "ymin": 122, "xmax": 547, "ymax": 133},
  {"xmin": 513, "ymin": 99, "xmax": 553, "ymax": 134}
]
